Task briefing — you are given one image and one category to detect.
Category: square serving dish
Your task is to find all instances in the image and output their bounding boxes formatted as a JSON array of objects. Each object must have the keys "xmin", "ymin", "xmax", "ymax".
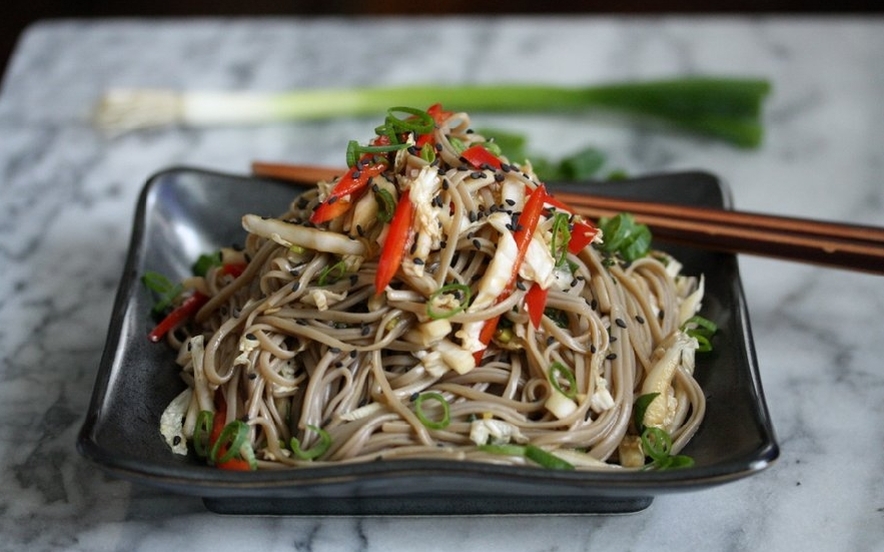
[{"xmin": 78, "ymin": 167, "xmax": 778, "ymax": 515}]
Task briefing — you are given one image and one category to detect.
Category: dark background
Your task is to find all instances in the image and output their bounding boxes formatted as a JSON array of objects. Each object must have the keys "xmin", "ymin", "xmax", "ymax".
[{"xmin": 1, "ymin": 0, "xmax": 882, "ymax": 82}]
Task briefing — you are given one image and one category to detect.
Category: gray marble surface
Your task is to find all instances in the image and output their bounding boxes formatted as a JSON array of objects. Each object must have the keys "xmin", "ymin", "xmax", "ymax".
[{"xmin": 1, "ymin": 15, "xmax": 883, "ymax": 552}]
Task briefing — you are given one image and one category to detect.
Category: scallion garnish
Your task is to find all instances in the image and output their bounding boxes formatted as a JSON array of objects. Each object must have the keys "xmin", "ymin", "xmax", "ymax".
[
  {"xmin": 548, "ymin": 361, "xmax": 577, "ymax": 399},
  {"xmin": 640, "ymin": 426, "xmax": 694, "ymax": 470},
  {"xmin": 682, "ymin": 315, "xmax": 718, "ymax": 352},
  {"xmin": 478, "ymin": 443, "xmax": 575, "ymax": 470},
  {"xmin": 414, "ymin": 392, "xmax": 450, "ymax": 430},
  {"xmin": 346, "ymin": 140, "xmax": 407, "ymax": 168},
  {"xmin": 193, "ymin": 410, "xmax": 213, "ymax": 457},
  {"xmin": 374, "ymin": 188, "xmax": 396, "ymax": 223},
  {"xmin": 427, "ymin": 283, "xmax": 471, "ymax": 320},
  {"xmin": 209, "ymin": 420, "xmax": 249, "ymax": 465},
  {"xmin": 290, "ymin": 424, "xmax": 332, "ymax": 460},
  {"xmin": 317, "ymin": 259, "xmax": 348, "ymax": 286},
  {"xmin": 549, "ymin": 212, "xmax": 571, "ymax": 267}
]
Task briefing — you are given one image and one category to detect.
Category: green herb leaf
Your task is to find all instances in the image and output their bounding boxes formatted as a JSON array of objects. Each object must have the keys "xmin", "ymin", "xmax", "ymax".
[{"xmin": 192, "ymin": 252, "xmax": 222, "ymax": 277}]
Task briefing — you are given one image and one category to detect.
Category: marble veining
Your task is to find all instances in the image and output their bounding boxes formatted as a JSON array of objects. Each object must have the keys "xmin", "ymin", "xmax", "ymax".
[{"xmin": 1, "ymin": 15, "xmax": 883, "ymax": 552}]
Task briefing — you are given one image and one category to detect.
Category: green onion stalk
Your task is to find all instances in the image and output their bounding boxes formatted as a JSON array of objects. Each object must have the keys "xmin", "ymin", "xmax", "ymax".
[{"xmin": 95, "ymin": 78, "xmax": 771, "ymax": 147}]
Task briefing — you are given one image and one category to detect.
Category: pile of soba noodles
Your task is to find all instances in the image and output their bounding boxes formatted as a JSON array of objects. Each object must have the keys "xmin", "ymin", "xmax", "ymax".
[{"xmin": 156, "ymin": 105, "xmax": 708, "ymax": 471}]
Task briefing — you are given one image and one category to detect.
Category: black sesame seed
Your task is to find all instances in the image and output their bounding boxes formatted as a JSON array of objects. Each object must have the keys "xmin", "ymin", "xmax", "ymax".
[
  {"xmin": 248, "ymin": 372, "xmax": 258, "ymax": 380},
  {"xmin": 173, "ymin": 436, "xmax": 182, "ymax": 446},
  {"xmin": 606, "ymin": 352, "xmax": 617, "ymax": 360},
  {"xmin": 515, "ymin": 281, "xmax": 526, "ymax": 291},
  {"xmin": 413, "ymin": 258, "xmax": 425, "ymax": 266},
  {"xmin": 330, "ymin": 347, "xmax": 341, "ymax": 354},
  {"xmin": 590, "ymin": 344, "xmax": 597, "ymax": 353},
  {"xmin": 361, "ymin": 325, "xmax": 372, "ymax": 336},
  {"xmin": 636, "ymin": 315, "xmax": 645, "ymax": 324},
  {"xmin": 471, "ymin": 171, "xmax": 484, "ymax": 179},
  {"xmin": 356, "ymin": 224, "xmax": 365, "ymax": 237},
  {"xmin": 472, "ymin": 238, "xmax": 481, "ymax": 250},
  {"xmin": 494, "ymin": 172, "xmax": 505, "ymax": 182},
  {"xmin": 292, "ymin": 281, "xmax": 301, "ymax": 292},
  {"xmin": 505, "ymin": 198, "xmax": 516, "ymax": 207},
  {"xmin": 327, "ymin": 195, "xmax": 339, "ymax": 205},
  {"xmin": 615, "ymin": 318, "xmax": 627, "ymax": 329}
]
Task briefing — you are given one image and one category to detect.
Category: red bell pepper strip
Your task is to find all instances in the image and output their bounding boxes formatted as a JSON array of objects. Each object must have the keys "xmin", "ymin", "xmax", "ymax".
[
  {"xmin": 415, "ymin": 104, "xmax": 452, "ymax": 147},
  {"xmin": 568, "ymin": 220, "xmax": 599, "ymax": 254},
  {"xmin": 461, "ymin": 144, "xmax": 503, "ymax": 171},
  {"xmin": 472, "ymin": 184, "xmax": 550, "ymax": 362},
  {"xmin": 374, "ymin": 189, "xmax": 415, "ymax": 294},
  {"xmin": 147, "ymin": 291, "xmax": 208, "ymax": 343},
  {"xmin": 309, "ymin": 161, "xmax": 387, "ymax": 224},
  {"xmin": 427, "ymin": 103, "xmax": 452, "ymax": 124},
  {"xmin": 220, "ymin": 262, "xmax": 247, "ymax": 278},
  {"xmin": 524, "ymin": 284, "xmax": 549, "ymax": 329}
]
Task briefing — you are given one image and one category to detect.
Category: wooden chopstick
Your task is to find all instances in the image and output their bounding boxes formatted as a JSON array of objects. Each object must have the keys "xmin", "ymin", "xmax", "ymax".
[{"xmin": 251, "ymin": 161, "xmax": 884, "ymax": 275}]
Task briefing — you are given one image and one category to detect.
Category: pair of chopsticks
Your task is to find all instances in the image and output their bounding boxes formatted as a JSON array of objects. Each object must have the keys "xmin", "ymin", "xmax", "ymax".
[{"xmin": 251, "ymin": 161, "xmax": 884, "ymax": 275}]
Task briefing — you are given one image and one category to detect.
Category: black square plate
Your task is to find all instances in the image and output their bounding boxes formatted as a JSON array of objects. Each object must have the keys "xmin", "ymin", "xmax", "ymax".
[{"xmin": 78, "ymin": 167, "xmax": 778, "ymax": 515}]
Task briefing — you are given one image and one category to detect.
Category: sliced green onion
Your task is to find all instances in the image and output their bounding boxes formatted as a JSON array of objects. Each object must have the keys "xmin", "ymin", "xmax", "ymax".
[
  {"xmin": 94, "ymin": 79, "xmax": 771, "ymax": 148},
  {"xmin": 478, "ymin": 443, "xmax": 575, "ymax": 470},
  {"xmin": 192, "ymin": 251, "xmax": 222, "ymax": 277},
  {"xmin": 346, "ymin": 140, "xmax": 407, "ymax": 167},
  {"xmin": 682, "ymin": 315, "xmax": 718, "ymax": 353},
  {"xmin": 419, "ymin": 142, "xmax": 436, "ymax": 163},
  {"xmin": 374, "ymin": 188, "xmax": 396, "ymax": 223},
  {"xmin": 524, "ymin": 445, "xmax": 575, "ymax": 470},
  {"xmin": 384, "ymin": 106, "xmax": 435, "ymax": 135},
  {"xmin": 633, "ymin": 392, "xmax": 660, "ymax": 435},
  {"xmin": 548, "ymin": 361, "xmax": 577, "ymax": 399},
  {"xmin": 193, "ymin": 410, "xmax": 214, "ymax": 457},
  {"xmin": 239, "ymin": 440, "xmax": 259, "ymax": 470},
  {"xmin": 290, "ymin": 424, "xmax": 332, "ymax": 460},
  {"xmin": 448, "ymin": 136, "xmax": 467, "ymax": 154},
  {"xmin": 549, "ymin": 212, "xmax": 571, "ymax": 267},
  {"xmin": 317, "ymin": 259, "xmax": 348, "ymax": 286},
  {"xmin": 209, "ymin": 420, "xmax": 249, "ymax": 465},
  {"xmin": 427, "ymin": 283, "xmax": 471, "ymax": 320},
  {"xmin": 414, "ymin": 392, "xmax": 450, "ymax": 430},
  {"xmin": 641, "ymin": 426, "xmax": 672, "ymax": 464},
  {"xmin": 478, "ymin": 443, "xmax": 528, "ymax": 456},
  {"xmin": 639, "ymin": 426, "xmax": 694, "ymax": 470}
]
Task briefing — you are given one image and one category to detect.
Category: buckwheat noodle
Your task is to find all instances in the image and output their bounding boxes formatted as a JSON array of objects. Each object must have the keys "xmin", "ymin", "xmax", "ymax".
[{"xmin": 158, "ymin": 108, "xmax": 707, "ymax": 471}]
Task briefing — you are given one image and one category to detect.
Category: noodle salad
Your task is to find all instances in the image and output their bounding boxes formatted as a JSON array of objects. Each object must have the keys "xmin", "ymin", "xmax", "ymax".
[{"xmin": 147, "ymin": 105, "xmax": 715, "ymax": 472}]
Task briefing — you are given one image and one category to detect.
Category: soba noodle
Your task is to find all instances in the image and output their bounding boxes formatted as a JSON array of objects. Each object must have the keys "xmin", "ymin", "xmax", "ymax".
[{"xmin": 156, "ymin": 106, "xmax": 708, "ymax": 471}]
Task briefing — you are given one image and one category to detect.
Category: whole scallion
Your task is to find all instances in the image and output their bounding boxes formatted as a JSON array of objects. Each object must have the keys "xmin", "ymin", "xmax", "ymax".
[{"xmin": 94, "ymin": 77, "xmax": 771, "ymax": 147}]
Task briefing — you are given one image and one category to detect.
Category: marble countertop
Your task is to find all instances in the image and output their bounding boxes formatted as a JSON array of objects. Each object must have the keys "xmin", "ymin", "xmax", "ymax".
[{"xmin": 1, "ymin": 15, "xmax": 882, "ymax": 551}]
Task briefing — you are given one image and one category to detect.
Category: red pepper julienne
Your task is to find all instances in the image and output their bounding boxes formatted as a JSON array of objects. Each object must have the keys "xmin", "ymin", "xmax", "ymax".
[
  {"xmin": 473, "ymin": 184, "xmax": 550, "ymax": 363},
  {"xmin": 374, "ymin": 188, "xmax": 415, "ymax": 294},
  {"xmin": 147, "ymin": 291, "xmax": 209, "ymax": 343}
]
